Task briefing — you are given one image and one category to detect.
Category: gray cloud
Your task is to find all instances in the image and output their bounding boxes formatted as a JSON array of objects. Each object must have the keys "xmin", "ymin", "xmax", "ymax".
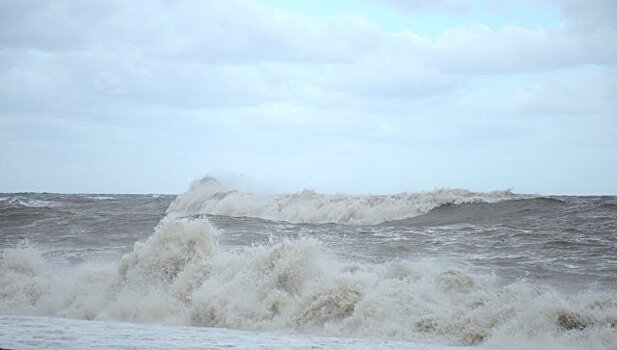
[
  {"xmin": 2, "ymin": 0, "xmax": 614, "ymax": 117},
  {"xmin": 0, "ymin": 0, "xmax": 119, "ymax": 50},
  {"xmin": 554, "ymin": 0, "xmax": 617, "ymax": 29}
]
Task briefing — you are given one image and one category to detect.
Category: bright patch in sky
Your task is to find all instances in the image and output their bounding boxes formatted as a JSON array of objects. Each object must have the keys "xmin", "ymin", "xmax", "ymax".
[{"xmin": 267, "ymin": 0, "xmax": 563, "ymax": 37}]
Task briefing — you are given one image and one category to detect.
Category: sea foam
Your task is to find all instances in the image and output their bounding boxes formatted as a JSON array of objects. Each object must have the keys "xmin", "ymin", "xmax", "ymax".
[{"xmin": 1, "ymin": 215, "xmax": 615, "ymax": 349}]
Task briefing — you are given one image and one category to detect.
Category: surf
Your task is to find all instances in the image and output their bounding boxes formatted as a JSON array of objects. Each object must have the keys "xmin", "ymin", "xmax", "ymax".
[{"xmin": 167, "ymin": 177, "xmax": 524, "ymax": 225}]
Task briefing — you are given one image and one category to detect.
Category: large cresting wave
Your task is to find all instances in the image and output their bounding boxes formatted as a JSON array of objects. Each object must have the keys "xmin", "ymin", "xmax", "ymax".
[{"xmin": 167, "ymin": 177, "xmax": 524, "ymax": 225}]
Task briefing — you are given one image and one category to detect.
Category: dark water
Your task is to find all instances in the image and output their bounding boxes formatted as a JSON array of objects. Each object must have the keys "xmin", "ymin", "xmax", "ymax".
[
  {"xmin": 0, "ymin": 194, "xmax": 173, "ymax": 264},
  {"xmin": 1, "ymin": 193, "xmax": 616, "ymax": 290}
]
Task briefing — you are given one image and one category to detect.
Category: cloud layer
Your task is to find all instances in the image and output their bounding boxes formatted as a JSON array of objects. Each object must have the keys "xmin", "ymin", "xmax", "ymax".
[{"xmin": 0, "ymin": 0, "xmax": 615, "ymax": 194}]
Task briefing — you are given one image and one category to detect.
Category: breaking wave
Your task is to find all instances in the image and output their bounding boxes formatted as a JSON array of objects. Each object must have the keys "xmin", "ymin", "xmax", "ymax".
[
  {"xmin": 1, "ymin": 217, "xmax": 615, "ymax": 349},
  {"xmin": 0, "ymin": 196, "xmax": 60, "ymax": 209},
  {"xmin": 167, "ymin": 177, "xmax": 524, "ymax": 225}
]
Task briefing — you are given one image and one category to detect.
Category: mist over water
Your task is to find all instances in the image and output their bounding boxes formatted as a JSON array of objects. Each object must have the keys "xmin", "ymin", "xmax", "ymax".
[{"xmin": 1, "ymin": 178, "xmax": 616, "ymax": 349}]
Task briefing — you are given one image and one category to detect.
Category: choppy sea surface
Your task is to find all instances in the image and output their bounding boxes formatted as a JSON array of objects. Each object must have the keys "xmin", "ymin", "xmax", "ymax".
[{"xmin": 1, "ymin": 177, "xmax": 616, "ymax": 349}]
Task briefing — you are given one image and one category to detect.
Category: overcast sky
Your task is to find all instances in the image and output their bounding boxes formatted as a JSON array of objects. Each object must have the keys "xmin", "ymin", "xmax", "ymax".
[{"xmin": 1, "ymin": 0, "xmax": 615, "ymax": 195}]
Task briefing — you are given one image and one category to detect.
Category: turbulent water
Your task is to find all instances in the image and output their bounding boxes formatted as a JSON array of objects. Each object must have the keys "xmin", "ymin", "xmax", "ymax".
[{"xmin": 1, "ymin": 177, "xmax": 616, "ymax": 349}]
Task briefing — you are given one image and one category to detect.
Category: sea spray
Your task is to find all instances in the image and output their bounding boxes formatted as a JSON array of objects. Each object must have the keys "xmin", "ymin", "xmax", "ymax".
[
  {"xmin": 0, "ymin": 242, "xmax": 47, "ymax": 310},
  {"xmin": 1, "ymin": 215, "xmax": 616, "ymax": 349}
]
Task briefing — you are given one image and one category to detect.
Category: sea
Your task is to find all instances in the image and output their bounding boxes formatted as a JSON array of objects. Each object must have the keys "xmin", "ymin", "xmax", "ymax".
[{"xmin": 1, "ymin": 177, "xmax": 616, "ymax": 349}]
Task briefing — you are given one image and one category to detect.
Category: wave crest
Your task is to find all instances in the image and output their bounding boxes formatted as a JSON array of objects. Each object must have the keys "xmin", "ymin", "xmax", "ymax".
[
  {"xmin": 167, "ymin": 177, "xmax": 523, "ymax": 225},
  {"xmin": 118, "ymin": 218, "xmax": 218, "ymax": 286},
  {"xmin": 0, "ymin": 243, "xmax": 47, "ymax": 309},
  {"xmin": 0, "ymin": 196, "xmax": 60, "ymax": 209}
]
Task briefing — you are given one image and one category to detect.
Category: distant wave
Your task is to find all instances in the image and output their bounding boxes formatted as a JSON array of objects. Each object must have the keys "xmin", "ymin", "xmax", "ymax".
[
  {"xmin": 0, "ymin": 196, "xmax": 60, "ymax": 209},
  {"xmin": 167, "ymin": 177, "xmax": 527, "ymax": 225},
  {"xmin": 84, "ymin": 196, "xmax": 115, "ymax": 201}
]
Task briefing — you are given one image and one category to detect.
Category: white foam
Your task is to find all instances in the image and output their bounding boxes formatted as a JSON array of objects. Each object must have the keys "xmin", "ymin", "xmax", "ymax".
[
  {"xmin": 0, "ymin": 196, "xmax": 60, "ymax": 208},
  {"xmin": 167, "ymin": 177, "xmax": 523, "ymax": 225},
  {"xmin": 0, "ymin": 315, "xmax": 473, "ymax": 350},
  {"xmin": 0, "ymin": 243, "xmax": 48, "ymax": 311},
  {"xmin": 1, "ymin": 217, "xmax": 615, "ymax": 349},
  {"xmin": 85, "ymin": 196, "xmax": 115, "ymax": 200}
]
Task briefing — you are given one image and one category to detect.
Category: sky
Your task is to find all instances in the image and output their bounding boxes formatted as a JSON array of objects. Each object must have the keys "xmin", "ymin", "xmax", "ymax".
[{"xmin": 0, "ymin": 0, "xmax": 616, "ymax": 195}]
